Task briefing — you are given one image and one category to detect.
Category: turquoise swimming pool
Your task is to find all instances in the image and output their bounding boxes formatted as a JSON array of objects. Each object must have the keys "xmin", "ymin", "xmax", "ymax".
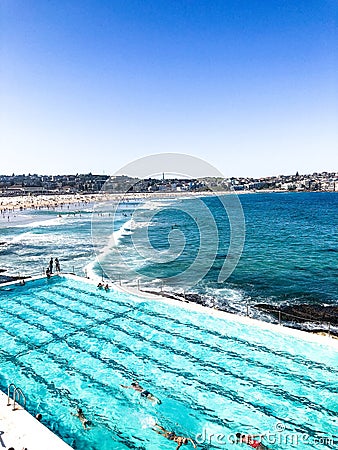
[{"xmin": 0, "ymin": 276, "xmax": 337, "ymax": 449}]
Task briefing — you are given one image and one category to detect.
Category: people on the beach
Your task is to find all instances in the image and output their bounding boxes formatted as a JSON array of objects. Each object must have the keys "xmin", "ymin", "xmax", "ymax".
[
  {"xmin": 120, "ymin": 381, "xmax": 161, "ymax": 404},
  {"xmin": 74, "ymin": 407, "xmax": 91, "ymax": 429},
  {"xmin": 55, "ymin": 257, "xmax": 60, "ymax": 272},
  {"xmin": 49, "ymin": 257, "xmax": 53, "ymax": 274},
  {"xmin": 235, "ymin": 433, "xmax": 268, "ymax": 449},
  {"xmin": 152, "ymin": 423, "xmax": 196, "ymax": 449}
]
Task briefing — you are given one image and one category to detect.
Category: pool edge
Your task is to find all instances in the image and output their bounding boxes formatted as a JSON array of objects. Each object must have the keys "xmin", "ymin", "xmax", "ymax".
[
  {"xmin": 0, "ymin": 390, "xmax": 73, "ymax": 450},
  {"xmin": 64, "ymin": 274, "xmax": 338, "ymax": 350},
  {"xmin": 1, "ymin": 273, "xmax": 337, "ymax": 349}
]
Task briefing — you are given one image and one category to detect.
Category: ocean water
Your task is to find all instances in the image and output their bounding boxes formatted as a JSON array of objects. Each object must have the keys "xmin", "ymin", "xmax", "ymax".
[
  {"xmin": 1, "ymin": 192, "xmax": 337, "ymax": 312},
  {"xmin": 0, "ymin": 276, "xmax": 337, "ymax": 450}
]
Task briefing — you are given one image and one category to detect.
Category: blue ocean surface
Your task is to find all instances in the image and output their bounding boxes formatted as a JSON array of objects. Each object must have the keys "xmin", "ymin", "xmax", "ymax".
[
  {"xmin": 0, "ymin": 192, "xmax": 337, "ymax": 450},
  {"xmin": 0, "ymin": 192, "xmax": 336, "ymax": 309}
]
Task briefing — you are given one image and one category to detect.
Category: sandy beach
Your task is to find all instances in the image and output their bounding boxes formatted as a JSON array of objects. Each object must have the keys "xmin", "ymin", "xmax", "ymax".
[
  {"xmin": 0, "ymin": 187, "xmax": 290, "ymax": 215},
  {"xmin": 0, "ymin": 193, "xmax": 114, "ymax": 212},
  {"xmin": 0, "ymin": 190, "xmax": 248, "ymax": 215}
]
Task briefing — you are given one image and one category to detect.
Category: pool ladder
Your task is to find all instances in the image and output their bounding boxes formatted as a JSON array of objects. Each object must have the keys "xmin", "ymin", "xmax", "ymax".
[{"xmin": 7, "ymin": 383, "xmax": 26, "ymax": 411}]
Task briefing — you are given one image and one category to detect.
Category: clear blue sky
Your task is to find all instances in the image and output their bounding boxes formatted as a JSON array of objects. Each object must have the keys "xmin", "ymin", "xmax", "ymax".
[{"xmin": 1, "ymin": 0, "xmax": 337, "ymax": 177}]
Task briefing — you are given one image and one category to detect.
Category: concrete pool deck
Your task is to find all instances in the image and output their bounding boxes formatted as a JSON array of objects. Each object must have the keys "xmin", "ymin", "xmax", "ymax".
[{"xmin": 0, "ymin": 391, "xmax": 73, "ymax": 450}]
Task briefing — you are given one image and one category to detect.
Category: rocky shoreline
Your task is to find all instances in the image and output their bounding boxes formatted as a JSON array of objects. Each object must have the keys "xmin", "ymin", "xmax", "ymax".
[
  {"xmin": 0, "ymin": 268, "xmax": 30, "ymax": 284},
  {"xmin": 255, "ymin": 303, "xmax": 338, "ymax": 325}
]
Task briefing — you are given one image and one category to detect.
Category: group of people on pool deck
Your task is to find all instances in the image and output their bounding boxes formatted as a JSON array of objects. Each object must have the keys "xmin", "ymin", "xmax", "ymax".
[{"xmin": 45, "ymin": 256, "xmax": 60, "ymax": 278}]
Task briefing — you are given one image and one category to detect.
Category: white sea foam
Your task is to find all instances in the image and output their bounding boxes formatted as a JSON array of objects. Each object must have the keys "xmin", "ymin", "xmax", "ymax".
[
  {"xmin": 141, "ymin": 416, "xmax": 156, "ymax": 429},
  {"xmin": 10, "ymin": 230, "xmax": 76, "ymax": 247},
  {"xmin": 84, "ymin": 259, "xmax": 102, "ymax": 282},
  {"xmin": 18, "ymin": 216, "xmax": 64, "ymax": 228},
  {"xmin": 131, "ymin": 220, "xmax": 156, "ymax": 229},
  {"xmin": 205, "ymin": 286, "xmax": 244, "ymax": 303},
  {"xmin": 85, "ymin": 220, "xmax": 135, "ymax": 281},
  {"xmin": 136, "ymin": 200, "xmax": 174, "ymax": 211},
  {"xmin": 11, "ymin": 231, "xmax": 36, "ymax": 244},
  {"xmin": 110, "ymin": 219, "xmax": 134, "ymax": 247},
  {"xmin": 94, "ymin": 219, "xmax": 135, "ymax": 263}
]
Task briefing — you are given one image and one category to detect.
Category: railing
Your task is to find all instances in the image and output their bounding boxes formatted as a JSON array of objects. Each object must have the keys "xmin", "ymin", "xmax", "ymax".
[
  {"xmin": 246, "ymin": 304, "xmax": 334, "ymax": 337},
  {"xmin": 104, "ymin": 276, "xmax": 336, "ymax": 339},
  {"xmin": 7, "ymin": 383, "xmax": 26, "ymax": 411}
]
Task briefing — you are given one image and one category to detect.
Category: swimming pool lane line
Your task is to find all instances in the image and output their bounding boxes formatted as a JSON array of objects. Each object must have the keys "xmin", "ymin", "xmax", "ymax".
[
  {"xmin": 51, "ymin": 283, "xmax": 338, "ymax": 376},
  {"xmin": 1, "ymin": 276, "xmax": 336, "ymax": 444},
  {"xmin": 2, "ymin": 272, "xmax": 336, "ymax": 349},
  {"xmin": 2, "ymin": 282, "xmax": 335, "ymax": 438},
  {"xmin": 52, "ymin": 287, "xmax": 338, "ymax": 373},
  {"xmin": 3, "ymin": 279, "xmax": 337, "ymax": 404},
  {"xmin": 0, "ymin": 289, "xmax": 288, "ymax": 432},
  {"xmin": 24, "ymin": 280, "xmax": 337, "ymax": 393},
  {"xmin": 1, "ymin": 341, "xmax": 151, "ymax": 449},
  {"xmin": 3, "ymin": 278, "xmax": 338, "ymax": 394}
]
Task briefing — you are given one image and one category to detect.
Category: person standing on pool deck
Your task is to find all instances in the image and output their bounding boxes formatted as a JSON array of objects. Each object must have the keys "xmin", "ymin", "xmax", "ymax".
[
  {"xmin": 55, "ymin": 257, "xmax": 60, "ymax": 272},
  {"xmin": 49, "ymin": 257, "xmax": 53, "ymax": 274},
  {"xmin": 236, "ymin": 433, "xmax": 269, "ymax": 449},
  {"xmin": 120, "ymin": 381, "xmax": 161, "ymax": 404},
  {"xmin": 152, "ymin": 423, "xmax": 197, "ymax": 449}
]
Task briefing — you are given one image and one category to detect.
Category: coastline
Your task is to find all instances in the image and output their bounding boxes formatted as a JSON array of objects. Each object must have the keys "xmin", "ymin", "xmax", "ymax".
[
  {"xmin": 0, "ymin": 189, "xmax": 334, "ymax": 213},
  {"xmin": 1, "ymin": 190, "xmax": 336, "ymax": 337}
]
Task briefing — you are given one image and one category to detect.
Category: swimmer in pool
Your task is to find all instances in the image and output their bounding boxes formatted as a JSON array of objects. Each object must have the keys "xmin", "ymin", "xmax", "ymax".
[
  {"xmin": 152, "ymin": 423, "xmax": 197, "ymax": 449},
  {"xmin": 74, "ymin": 407, "xmax": 91, "ymax": 429},
  {"xmin": 120, "ymin": 381, "xmax": 161, "ymax": 404},
  {"xmin": 235, "ymin": 433, "xmax": 269, "ymax": 449}
]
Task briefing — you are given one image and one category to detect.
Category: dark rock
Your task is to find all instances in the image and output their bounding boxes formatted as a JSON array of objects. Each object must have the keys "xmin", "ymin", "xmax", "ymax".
[
  {"xmin": 142, "ymin": 289, "xmax": 208, "ymax": 305},
  {"xmin": 0, "ymin": 274, "xmax": 31, "ymax": 284},
  {"xmin": 256, "ymin": 303, "xmax": 338, "ymax": 325}
]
